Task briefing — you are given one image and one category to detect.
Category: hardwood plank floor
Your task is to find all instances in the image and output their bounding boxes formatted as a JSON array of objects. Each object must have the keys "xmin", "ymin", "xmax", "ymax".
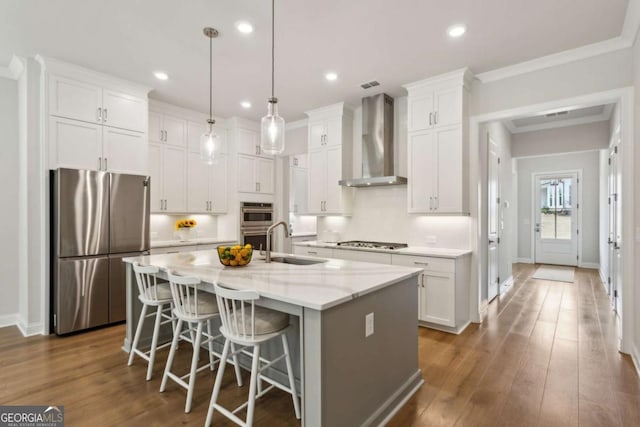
[{"xmin": 0, "ymin": 264, "xmax": 638, "ymax": 426}]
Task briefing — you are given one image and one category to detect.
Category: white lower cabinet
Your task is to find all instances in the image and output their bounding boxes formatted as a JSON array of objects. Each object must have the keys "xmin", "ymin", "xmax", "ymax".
[
  {"xmin": 391, "ymin": 253, "xmax": 469, "ymax": 334},
  {"xmin": 293, "ymin": 246, "xmax": 334, "ymax": 258}
]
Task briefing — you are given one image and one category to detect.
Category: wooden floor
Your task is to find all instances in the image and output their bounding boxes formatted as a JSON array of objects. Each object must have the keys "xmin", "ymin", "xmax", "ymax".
[{"xmin": 1, "ymin": 264, "xmax": 638, "ymax": 426}]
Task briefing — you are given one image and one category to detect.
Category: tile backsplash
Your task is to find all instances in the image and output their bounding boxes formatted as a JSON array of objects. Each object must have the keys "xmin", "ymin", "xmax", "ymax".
[{"xmin": 150, "ymin": 214, "xmax": 218, "ymax": 241}]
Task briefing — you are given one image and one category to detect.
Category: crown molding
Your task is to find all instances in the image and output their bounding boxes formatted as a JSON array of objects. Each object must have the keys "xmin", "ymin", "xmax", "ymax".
[
  {"xmin": 476, "ymin": 37, "xmax": 631, "ymax": 83},
  {"xmin": 402, "ymin": 67, "xmax": 473, "ymax": 92},
  {"xmin": 0, "ymin": 55, "xmax": 25, "ymax": 80},
  {"xmin": 622, "ymin": 0, "xmax": 640, "ymax": 43}
]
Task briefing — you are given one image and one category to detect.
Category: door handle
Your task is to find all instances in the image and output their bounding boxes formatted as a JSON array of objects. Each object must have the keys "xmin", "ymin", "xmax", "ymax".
[
  {"xmin": 615, "ymin": 244, "xmax": 621, "ymax": 250},
  {"xmin": 489, "ymin": 240, "xmax": 495, "ymax": 244}
]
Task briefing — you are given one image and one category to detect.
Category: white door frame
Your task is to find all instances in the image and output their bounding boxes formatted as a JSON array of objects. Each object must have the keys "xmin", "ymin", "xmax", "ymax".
[
  {"xmin": 469, "ymin": 87, "xmax": 634, "ymax": 355},
  {"xmin": 531, "ymin": 170, "xmax": 582, "ymax": 266}
]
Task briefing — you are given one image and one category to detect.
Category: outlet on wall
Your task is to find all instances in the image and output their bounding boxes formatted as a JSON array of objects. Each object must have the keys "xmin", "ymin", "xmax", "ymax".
[
  {"xmin": 365, "ymin": 312, "xmax": 374, "ymax": 337},
  {"xmin": 425, "ymin": 235, "xmax": 437, "ymax": 244}
]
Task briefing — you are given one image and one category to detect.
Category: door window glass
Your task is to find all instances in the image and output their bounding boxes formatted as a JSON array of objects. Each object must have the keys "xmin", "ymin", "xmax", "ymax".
[{"xmin": 540, "ymin": 178, "xmax": 572, "ymax": 240}]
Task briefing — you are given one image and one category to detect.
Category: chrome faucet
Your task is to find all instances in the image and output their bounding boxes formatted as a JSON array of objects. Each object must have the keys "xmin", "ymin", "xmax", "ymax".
[{"xmin": 265, "ymin": 221, "xmax": 290, "ymax": 263}]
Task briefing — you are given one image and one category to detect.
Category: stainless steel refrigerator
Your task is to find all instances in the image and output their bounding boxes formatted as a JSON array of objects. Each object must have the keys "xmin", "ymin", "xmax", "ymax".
[{"xmin": 51, "ymin": 168, "xmax": 150, "ymax": 335}]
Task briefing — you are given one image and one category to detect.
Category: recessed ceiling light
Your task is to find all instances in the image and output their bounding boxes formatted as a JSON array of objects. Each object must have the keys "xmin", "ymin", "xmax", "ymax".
[
  {"xmin": 236, "ymin": 21, "xmax": 254, "ymax": 34},
  {"xmin": 153, "ymin": 71, "xmax": 169, "ymax": 81},
  {"xmin": 325, "ymin": 72, "xmax": 338, "ymax": 82},
  {"xmin": 447, "ymin": 24, "xmax": 466, "ymax": 38},
  {"xmin": 240, "ymin": 101, "xmax": 252, "ymax": 109}
]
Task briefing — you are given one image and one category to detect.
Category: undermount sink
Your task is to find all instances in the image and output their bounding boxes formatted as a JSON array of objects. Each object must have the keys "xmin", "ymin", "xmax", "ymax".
[{"xmin": 268, "ymin": 256, "xmax": 327, "ymax": 265}]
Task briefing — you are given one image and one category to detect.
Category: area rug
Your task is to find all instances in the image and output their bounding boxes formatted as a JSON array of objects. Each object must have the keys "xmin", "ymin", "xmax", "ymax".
[{"xmin": 531, "ymin": 265, "xmax": 575, "ymax": 283}]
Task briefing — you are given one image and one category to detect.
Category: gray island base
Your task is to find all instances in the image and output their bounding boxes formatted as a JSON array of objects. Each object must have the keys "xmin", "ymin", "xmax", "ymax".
[{"xmin": 123, "ymin": 250, "xmax": 423, "ymax": 426}]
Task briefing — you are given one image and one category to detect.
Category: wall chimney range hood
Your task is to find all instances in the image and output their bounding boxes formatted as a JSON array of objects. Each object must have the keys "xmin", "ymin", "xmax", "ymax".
[{"xmin": 339, "ymin": 93, "xmax": 407, "ymax": 187}]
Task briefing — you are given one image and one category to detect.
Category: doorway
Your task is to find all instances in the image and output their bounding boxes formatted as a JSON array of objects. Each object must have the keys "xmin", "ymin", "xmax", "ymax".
[
  {"xmin": 608, "ymin": 133, "xmax": 622, "ymax": 315},
  {"xmin": 487, "ymin": 134, "xmax": 500, "ymax": 301},
  {"xmin": 533, "ymin": 172, "xmax": 579, "ymax": 266}
]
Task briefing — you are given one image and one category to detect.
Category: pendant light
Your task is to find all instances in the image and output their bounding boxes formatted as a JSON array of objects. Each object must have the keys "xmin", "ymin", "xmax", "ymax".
[
  {"xmin": 260, "ymin": 0, "xmax": 285, "ymax": 155},
  {"xmin": 200, "ymin": 27, "xmax": 221, "ymax": 165}
]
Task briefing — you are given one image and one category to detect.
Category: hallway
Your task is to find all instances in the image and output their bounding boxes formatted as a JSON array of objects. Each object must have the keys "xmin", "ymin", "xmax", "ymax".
[{"xmin": 390, "ymin": 264, "xmax": 640, "ymax": 426}]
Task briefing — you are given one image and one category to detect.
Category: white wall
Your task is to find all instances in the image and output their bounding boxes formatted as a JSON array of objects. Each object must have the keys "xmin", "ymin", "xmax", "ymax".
[
  {"xmin": 516, "ymin": 151, "xmax": 600, "ymax": 265},
  {"xmin": 511, "ymin": 121, "xmax": 610, "ymax": 158},
  {"xmin": 632, "ymin": 27, "xmax": 640, "ymax": 366},
  {"xmin": 471, "ymin": 48, "xmax": 634, "ymax": 116},
  {"xmin": 0, "ymin": 76, "xmax": 20, "ymax": 325},
  {"xmin": 599, "ymin": 149, "xmax": 609, "ymax": 286}
]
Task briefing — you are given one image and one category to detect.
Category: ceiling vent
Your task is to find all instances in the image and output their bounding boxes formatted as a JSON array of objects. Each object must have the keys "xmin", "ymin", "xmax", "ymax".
[
  {"xmin": 360, "ymin": 80, "xmax": 380, "ymax": 89},
  {"xmin": 545, "ymin": 110, "xmax": 569, "ymax": 117}
]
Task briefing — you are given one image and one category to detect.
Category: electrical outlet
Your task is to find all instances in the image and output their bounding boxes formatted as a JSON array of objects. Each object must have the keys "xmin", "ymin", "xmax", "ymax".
[
  {"xmin": 365, "ymin": 313, "xmax": 374, "ymax": 337},
  {"xmin": 425, "ymin": 235, "xmax": 437, "ymax": 244}
]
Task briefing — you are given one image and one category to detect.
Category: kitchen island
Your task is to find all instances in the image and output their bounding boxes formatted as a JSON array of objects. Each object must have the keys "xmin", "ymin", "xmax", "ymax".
[{"xmin": 123, "ymin": 250, "xmax": 423, "ymax": 427}]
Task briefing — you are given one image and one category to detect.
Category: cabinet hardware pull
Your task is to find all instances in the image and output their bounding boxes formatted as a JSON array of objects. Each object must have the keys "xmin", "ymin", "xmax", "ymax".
[
  {"xmin": 98, "ymin": 157, "xmax": 102, "ymax": 170},
  {"xmin": 258, "ymin": 182, "xmax": 261, "ymax": 192},
  {"xmin": 433, "ymin": 196, "xmax": 438, "ymax": 210},
  {"xmin": 414, "ymin": 261, "xmax": 429, "ymax": 266},
  {"xmin": 164, "ymin": 130, "xmax": 167, "ymax": 141},
  {"xmin": 429, "ymin": 112, "xmax": 432, "ymax": 126},
  {"xmin": 103, "ymin": 108, "xmax": 108, "ymax": 122},
  {"xmin": 429, "ymin": 196, "xmax": 433, "ymax": 210},
  {"xmin": 308, "ymin": 251, "xmax": 317, "ymax": 255},
  {"xmin": 104, "ymin": 158, "xmax": 108, "ymax": 170},
  {"xmin": 434, "ymin": 111, "xmax": 438, "ymax": 124},
  {"xmin": 97, "ymin": 107, "xmax": 102, "ymax": 122}
]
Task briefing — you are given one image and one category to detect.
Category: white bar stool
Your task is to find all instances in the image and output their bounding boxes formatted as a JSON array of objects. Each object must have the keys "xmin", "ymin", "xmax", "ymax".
[
  {"xmin": 128, "ymin": 262, "xmax": 176, "ymax": 381},
  {"xmin": 160, "ymin": 272, "xmax": 243, "ymax": 414},
  {"xmin": 205, "ymin": 283, "xmax": 301, "ymax": 427}
]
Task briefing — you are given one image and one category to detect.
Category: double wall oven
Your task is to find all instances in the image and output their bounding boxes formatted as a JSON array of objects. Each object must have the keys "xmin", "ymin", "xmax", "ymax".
[{"xmin": 240, "ymin": 202, "xmax": 274, "ymax": 250}]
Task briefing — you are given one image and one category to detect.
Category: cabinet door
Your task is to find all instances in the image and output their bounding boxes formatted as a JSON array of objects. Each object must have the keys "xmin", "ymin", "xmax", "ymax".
[
  {"xmin": 434, "ymin": 126, "xmax": 463, "ymax": 213},
  {"xmin": 308, "ymin": 121, "xmax": 326, "ymax": 150},
  {"xmin": 236, "ymin": 128, "xmax": 260, "ymax": 155},
  {"xmin": 434, "ymin": 87, "xmax": 462, "ymax": 128},
  {"xmin": 325, "ymin": 117, "xmax": 342, "ymax": 147},
  {"xmin": 422, "ymin": 271, "xmax": 455, "ymax": 327},
  {"xmin": 102, "ymin": 89, "xmax": 147, "ymax": 133},
  {"xmin": 237, "ymin": 154, "xmax": 257, "ymax": 193},
  {"xmin": 324, "ymin": 146, "xmax": 343, "ymax": 212},
  {"xmin": 257, "ymin": 158, "xmax": 274, "ymax": 194},
  {"xmin": 187, "ymin": 120, "xmax": 207, "ymax": 153},
  {"xmin": 210, "ymin": 155, "xmax": 228, "ymax": 213},
  {"xmin": 102, "ymin": 127, "xmax": 148, "ymax": 175},
  {"xmin": 162, "ymin": 146, "xmax": 187, "ymax": 212},
  {"xmin": 49, "ymin": 76, "xmax": 102, "ymax": 124},
  {"xmin": 308, "ymin": 149, "xmax": 327, "ymax": 214},
  {"xmin": 290, "ymin": 167, "xmax": 308, "ymax": 214},
  {"xmin": 163, "ymin": 114, "xmax": 187, "ymax": 147},
  {"xmin": 148, "ymin": 143, "xmax": 163, "ymax": 212},
  {"xmin": 148, "ymin": 111, "xmax": 164, "ymax": 144},
  {"xmin": 407, "ymin": 130, "xmax": 435, "ymax": 212},
  {"xmin": 49, "ymin": 116, "xmax": 102, "ymax": 170},
  {"xmin": 187, "ymin": 151, "xmax": 210, "ymax": 213},
  {"xmin": 408, "ymin": 92, "xmax": 434, "ymax": 132}
]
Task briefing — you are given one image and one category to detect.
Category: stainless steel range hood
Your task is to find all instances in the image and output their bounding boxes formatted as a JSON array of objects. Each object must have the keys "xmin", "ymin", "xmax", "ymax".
[{"xmin": 339, "ymin": 93, "xmax": 407, "ymax": 187}]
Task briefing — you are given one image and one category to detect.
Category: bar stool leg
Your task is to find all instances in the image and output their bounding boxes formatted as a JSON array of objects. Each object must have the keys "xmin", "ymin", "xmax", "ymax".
[
  {"xmin": 205, "ymin": 338, "xmax": 231, "ymax": 427},
  {"xmin": 160, "ymin": 318, "xmax": 183, "ymax": 393},
  {"xmin": 246, "ymin": 344, "xmax": 261, "ymax": 426},
  {"xmin": 185, "ymin": 321, "xmax": 204, "ymax": 413},
  {"xmin": 230, "ymin": 342, "xmax": 243, "ymax": 386},
  {"xmin": 128, "ymin": 303, "xmax": 147, "ymax": 366},
  {"xmin": 207, "ymin": 320, "xmax": 215, "ymax": 371},
  {"xmin": 146, "ymin": 305, "xmax": 163, "ymax": 381},
  {"xmin": 282, "ymin": 334, "xmax": 301, "ymax": 419}
]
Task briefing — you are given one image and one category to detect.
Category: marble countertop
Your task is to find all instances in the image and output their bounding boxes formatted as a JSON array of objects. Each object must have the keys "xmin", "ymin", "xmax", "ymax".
[
  {"xmin": 150, "ymin": 237, "xmax": 238, "ymax": 249},
  {"xmin": 290, "ymin": 232, "xmax": 317, "ymax": 237},
  {"xmin": 123, "ymin": 250, "xmax": 421, "ymax": 311},
  {"xmin": 292, "ymin": 240, "xmax": 472, "ymax": 258}
]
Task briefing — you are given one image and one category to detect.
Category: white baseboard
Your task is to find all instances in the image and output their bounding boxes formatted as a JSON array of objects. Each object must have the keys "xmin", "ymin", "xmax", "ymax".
[
  {"xmin": 17, "ymin": 318, "xmax": 44, "ymax": 337},
  {"xmin": 516, "ymin": 258, "xmax": 533, "ymax": 264},
  {"xmin": 631, "ymin": 343, "xmax": 640, "ymax": 380},
  {"xmin": 599, "ymin": 269, "xmax": 609, "ymax": 292},
  {"xmin": 580, "ymin": 262, "xmax": 600, "ymax": 269},
  {"xmin": 0, "ymin": 313, "xmax": 18, "ymax": 329},
  {"xmin": 499, "ymin": 276, "xmax": 514, "ymax": 295}
]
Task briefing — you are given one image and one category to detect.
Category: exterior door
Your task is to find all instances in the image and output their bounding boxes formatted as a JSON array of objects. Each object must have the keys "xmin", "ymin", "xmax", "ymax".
[
  {"xmin": 534, "ymin": 173, "xmax": 579, "ymax": 266},
  {"xmin": 487, "ymin": 135, "xmax": 500, "ymax": 301}
]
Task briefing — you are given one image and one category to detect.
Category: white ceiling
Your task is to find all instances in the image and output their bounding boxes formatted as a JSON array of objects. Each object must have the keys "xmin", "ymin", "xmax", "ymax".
[
  {"xmin": 504, "ymin": 104, "xmax": 615, "ymax": 134},
  {"xmin": 0, "ymin": 0, "xmax": 629, "ymax": 121}
]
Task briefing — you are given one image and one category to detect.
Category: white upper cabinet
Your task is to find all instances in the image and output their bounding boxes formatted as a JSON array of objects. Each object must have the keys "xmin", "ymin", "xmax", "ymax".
[
  {"xmin": 210, "ymin": 155, "xmax": 228, "ymax": 213},
  {"xmin": 290, "ymin": 157, "xmax": 308, "ymax": 215},
  {"xmin": 305, "ymin": 103, "xmax": 353, "ymax": 215},
  {"xmin": 148, "ymin": 144, "xmax": 163, "ymax": 212},
  {"xmin": 237, "ymin": 154, "xmax": 274, "ymax": 194},
  {"xmin": 404, "ymin": 69, "xmax": 471, "ymax": 215},
  {"xmin": 149, "ymin": 112, "xmax": 187, "ymax": 148},
  {"xmin": 187, "ymin": 152, "xmax": 228, "ymax": 214},
  {"xmin": 102, "ymin": 89, "xmax": 147, "ymax": 133},
  {"xmin": 42, "ymin": 57, "xmax": 150, "ymax": 172},
  {"xmin": 257, "ymin": 158, "xmax": 274, "ymax": 194},
  {"xmin": 149, "ymin": 142, "xmax": 186, "ymax": 213},
  {"xmin": 236, "ymin": 128, "xmax": 264, "ymax": 156},
  {"xmin": 49, "ymin": 76, "xmax": 147, "ymax": 133},
  {"xmin": 148, "ymin": 112, "xmax": 164, "ymax": 144}
]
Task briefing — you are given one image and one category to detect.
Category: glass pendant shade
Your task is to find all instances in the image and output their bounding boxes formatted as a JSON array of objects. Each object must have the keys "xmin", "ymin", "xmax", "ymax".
[
  {"xmin": 200, "ymin": 121, "xmax": 220, "ymax": 165},
  {"xmin": 260, "ymin": 99, "xmax": 285, "ymax": 155}
]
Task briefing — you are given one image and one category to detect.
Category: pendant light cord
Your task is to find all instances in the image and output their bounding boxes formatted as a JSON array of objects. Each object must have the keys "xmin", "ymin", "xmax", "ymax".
[
  {"xmin": 209, "ymin": 33, "xmax": 213, "ymax": 121},
  {"xmin": 271, "ymin": 0, "xmax": 275, "ymax": 99}
]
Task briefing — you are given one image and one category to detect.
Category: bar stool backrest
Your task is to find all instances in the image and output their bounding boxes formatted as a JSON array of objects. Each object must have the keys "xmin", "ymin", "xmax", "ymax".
[
  {"xmin": 167, "ymin": 272, "xmax": 204, "ymax": 319},
  {"xmin": 213, "ymin": 283, "xmax": 260, "ymax": 341},
  {"xmin": 133, "ymin": 262, "xmax": 161, "ymax": 303}
]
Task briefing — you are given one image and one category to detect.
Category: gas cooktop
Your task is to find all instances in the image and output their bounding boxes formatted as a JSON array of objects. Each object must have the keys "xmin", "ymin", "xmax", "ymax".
[{"xmin": 336, "ymin": 241, "xmax": 408, "ymax": 250}]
